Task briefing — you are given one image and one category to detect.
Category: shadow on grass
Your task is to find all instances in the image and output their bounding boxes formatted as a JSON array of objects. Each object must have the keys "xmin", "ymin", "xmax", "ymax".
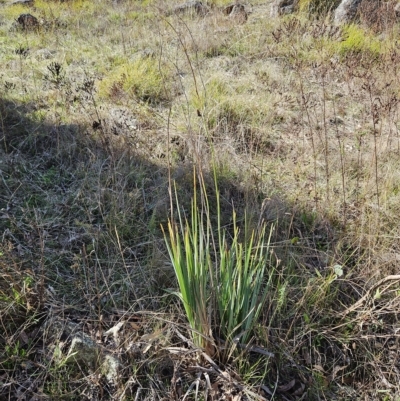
[{"xmin": 0, "ymin": 96, "xmax": 372, "ymax": 400}]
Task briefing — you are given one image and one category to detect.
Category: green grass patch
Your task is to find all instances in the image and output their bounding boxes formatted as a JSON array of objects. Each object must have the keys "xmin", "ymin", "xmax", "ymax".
[
  {"xmin": 98, "ymin": 57, "xmax": 171, "ymax": 104},
  {"xmin": 336, "ymin": 24, "xmax": 382, "ymax": 57},
  {"xmin": 191, "ymin": 77, "xmax": 271, "ymax": 136}
]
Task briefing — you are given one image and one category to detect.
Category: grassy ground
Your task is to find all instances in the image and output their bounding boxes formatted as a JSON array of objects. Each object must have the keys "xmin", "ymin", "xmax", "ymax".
[{"xmin": 1, "ymin": 0, "xmax": 400, "ymax": 399}]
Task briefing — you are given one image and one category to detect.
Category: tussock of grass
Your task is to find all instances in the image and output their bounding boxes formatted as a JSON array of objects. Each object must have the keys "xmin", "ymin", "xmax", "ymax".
[
  {"xmin": 337, "ymin": 24, "xmax": 382, "ymax": 57},
  {"xmin": 98, "ymin": 57, "xmax": 172, "ymax": 104},
  {"xmin": 164, "ymin": 171, "xmax": 275, "ymax": 357}
]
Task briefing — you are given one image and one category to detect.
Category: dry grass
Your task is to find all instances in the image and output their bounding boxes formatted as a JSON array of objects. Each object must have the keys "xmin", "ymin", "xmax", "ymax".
[{"xmin": 1, "ymin": 0, "xmax": 400, "ymax": 399}]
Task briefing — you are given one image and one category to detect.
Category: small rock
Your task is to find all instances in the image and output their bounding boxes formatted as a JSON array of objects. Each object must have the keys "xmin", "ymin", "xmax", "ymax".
[
  {"xmin": 334, "ymin": 0, "xmax": 362, "ymax": 24},
  {"xmin": 396, "ymin": 2, "xmax": 400, "ymax": 18},
  {"xmin": 223, "ymin": 3, "xmax": 248, "ymax": 23},
  {"xmin": 168, "ymin": 1, "xmax": 209, "ymax": 17},
  {"xmin": 16, "ymin": 13, "xmax": 39, "ymax": 30},
  {"xmin": 102, "ymin": 354, "xmax": 121, "ymax": 382},
  {"xmin": 141, "ymin": 48, "xmax": 155, "ymax": 58},
  {"xmin": 65, "ymin": 333, "xmax": 100, "ymax": 367},
  {"xmin": 329, "ymin": 116, "xmax": 344, "ymax": 125},
  {"xmin": 280, "ymin": 5, "xmax": 295, "ymax": 14},
  {"xmin": 35, "ymin": 48, "xmax": 56, "ymax": 60},
  {"xmin": 270, "ymin": 0, "xmax": 298, "ymax": 17},
  {"xmin": 12, "ymin": 0, "xmax": 34, "ymax": 4},
  {"xmin": 109, "ymin": 107, "xmax": 138, "ymax": 132},
  {"xmin": 44, "ymin": 318, "xmax": 122, "ymax": 385}
]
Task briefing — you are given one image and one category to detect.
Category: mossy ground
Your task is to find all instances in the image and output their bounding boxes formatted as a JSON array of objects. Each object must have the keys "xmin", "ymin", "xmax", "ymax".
[{"xmin": 1, "ymin": 0, "xmax": 400, "ymax": 399}]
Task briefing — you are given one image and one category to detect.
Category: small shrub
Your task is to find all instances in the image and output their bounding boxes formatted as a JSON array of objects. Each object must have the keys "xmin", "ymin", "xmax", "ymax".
[{"xmin": 358, "ymin": 0, "xmax": 399, "ymax": 33}]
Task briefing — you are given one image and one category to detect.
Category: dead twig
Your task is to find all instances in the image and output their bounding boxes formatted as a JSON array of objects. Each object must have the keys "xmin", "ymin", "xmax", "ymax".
[{"xmin": 342, "ymin": 275, "xmax": 400, "ymax": 316}]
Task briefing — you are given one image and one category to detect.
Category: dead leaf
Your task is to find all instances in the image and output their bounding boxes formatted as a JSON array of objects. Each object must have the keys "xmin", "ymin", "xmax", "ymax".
[
  {"xmin": 302, "ymin": 348, "xmax": 312, "ymax": 365},
  {"xmin": 19, "ymin": 331, "xmax": 29, "ymax": 345},
  {"xmin": 142, "ymin": 343, "xmax": 152, "ymax": 353},
  {"xmin": 220, "ymin": 371, "xmax": 232, "ymax": 381},
  {"xmin": 104, "ymin": 321, "xmax": 125, "ymax": 344},
  {"xmin": 331, "ymin": 365, "xmax": 348, "ymax": 382},
  {"xmin": 129, "ymin": 322, "xmax": 141, "ymax": 330},
  {"xmin": 278, "ymin": 379, "xmax": 295, "ymax": 392},
  {"xmin": 313, "ymin": 364, "xmax": 325, "ymax": 373},
  {"xmin": 166, "ymin": 347, "xmax": 189, "ymax": 354},
  {"xmin": 210, "ymin": 381, "xmax": 220, "ymax": 401},
  {"xmin": 292, "ymin": 383, "xmax": 305, "ymax": 396},
  {"xmin": 104, "ymin": 321, "xmax": 124, "ymax": 337},
  {"xmin": 141, "ymin": 329, "xmax": 163, "ymax": 342}
]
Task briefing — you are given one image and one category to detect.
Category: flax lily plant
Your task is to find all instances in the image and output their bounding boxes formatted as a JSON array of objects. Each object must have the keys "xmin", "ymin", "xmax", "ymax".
[{"xmin": 163, "ymin": 172, "xmax": 274, "ymax": 357}]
